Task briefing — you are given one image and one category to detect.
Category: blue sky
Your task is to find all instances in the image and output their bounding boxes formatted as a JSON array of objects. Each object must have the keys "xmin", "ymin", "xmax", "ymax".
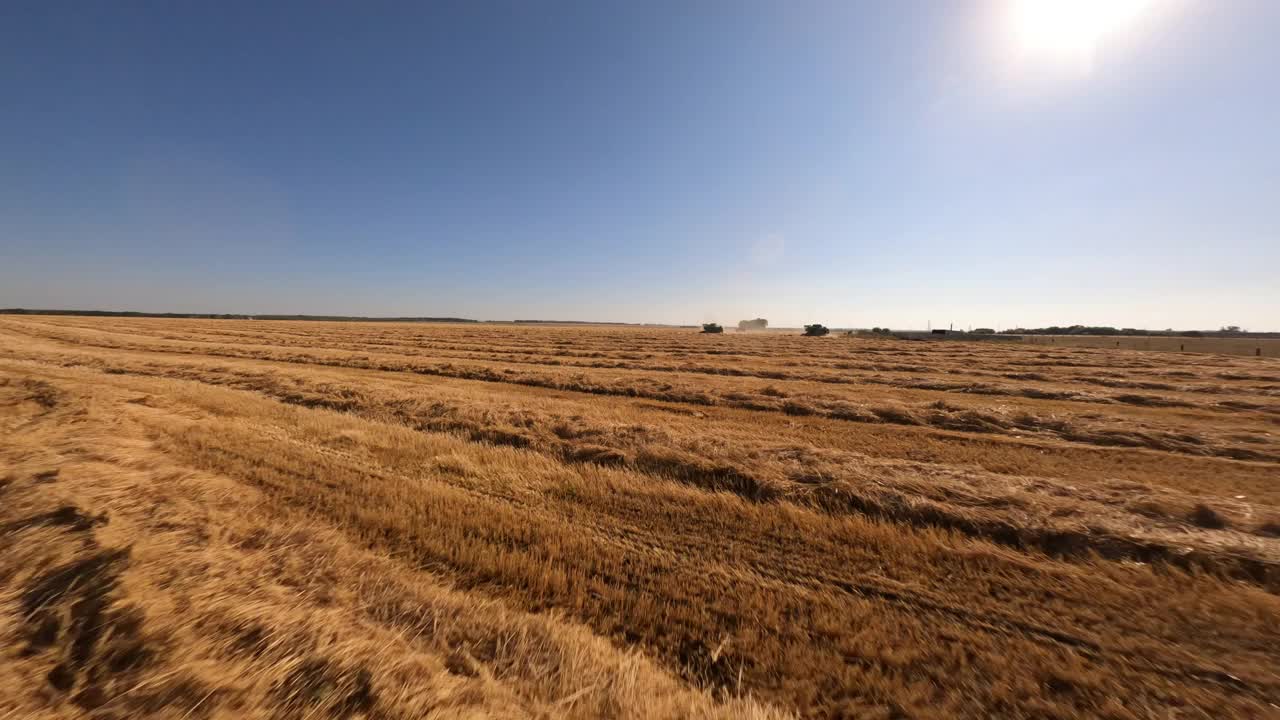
[{"xmin": 2, "ymin": 1, "xmax": 1276, "ymax": 329}]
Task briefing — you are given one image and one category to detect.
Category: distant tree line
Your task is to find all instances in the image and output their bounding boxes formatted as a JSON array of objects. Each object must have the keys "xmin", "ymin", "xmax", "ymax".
[{"xmin": 1002, "ymin": 325, "xmax": 1278, "ymax": 339}]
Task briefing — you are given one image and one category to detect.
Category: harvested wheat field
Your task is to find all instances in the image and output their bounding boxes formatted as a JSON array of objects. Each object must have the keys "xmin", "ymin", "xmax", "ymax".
[{"xmin": 2, "ymin": 314, "xmax": 1279, "ymax": 719}]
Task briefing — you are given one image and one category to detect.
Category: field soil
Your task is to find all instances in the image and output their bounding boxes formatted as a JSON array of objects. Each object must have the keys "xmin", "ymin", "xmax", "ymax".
[{"xmin": 2, "ymin": 316, "xmax": 1279, "ymax": 719}]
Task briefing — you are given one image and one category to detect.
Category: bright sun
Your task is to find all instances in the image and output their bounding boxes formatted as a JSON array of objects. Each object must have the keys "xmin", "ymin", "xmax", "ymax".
[{"xmin": 1008, "ymin": 0, "xmax": 1157, "ymax": 71}]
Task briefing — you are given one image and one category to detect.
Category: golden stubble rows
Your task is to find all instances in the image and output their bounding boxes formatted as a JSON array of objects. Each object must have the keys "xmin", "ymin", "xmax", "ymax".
[{"xmin": 1, "ymin": 316, "xmax": 1279, "ymax": 718}]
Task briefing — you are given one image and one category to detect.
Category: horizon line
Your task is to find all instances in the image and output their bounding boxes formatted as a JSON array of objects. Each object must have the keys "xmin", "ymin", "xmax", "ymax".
[{"xmin": 2, "ymin": 307, "xmax": 1275, "ymax": 336}]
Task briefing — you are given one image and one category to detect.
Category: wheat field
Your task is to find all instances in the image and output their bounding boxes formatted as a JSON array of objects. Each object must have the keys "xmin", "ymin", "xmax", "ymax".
[
  {"xmin": 1020, "ymin": 335, "xmax": 1280, "ymax": 357},
  {"xmin": 1, "ymin": 315, "xmax": 1278, "ymax": 719}
]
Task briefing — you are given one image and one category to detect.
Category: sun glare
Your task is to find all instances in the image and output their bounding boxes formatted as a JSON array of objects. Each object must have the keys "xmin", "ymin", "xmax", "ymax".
[{"xmin": 1008, "ymin": 0, "xmax": 1158, "ymax": 71}]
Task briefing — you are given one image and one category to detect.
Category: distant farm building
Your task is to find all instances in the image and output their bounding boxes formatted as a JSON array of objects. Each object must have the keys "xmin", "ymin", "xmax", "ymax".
[{"xmin": 738, "ymin": 318, "xmax": 768, "ymax": 331}]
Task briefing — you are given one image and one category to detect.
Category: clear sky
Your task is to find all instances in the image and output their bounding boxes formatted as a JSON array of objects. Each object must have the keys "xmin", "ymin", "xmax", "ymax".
[{"xmin": 2, "ymin": 1, "xmax": 1277, "ymax": 329}]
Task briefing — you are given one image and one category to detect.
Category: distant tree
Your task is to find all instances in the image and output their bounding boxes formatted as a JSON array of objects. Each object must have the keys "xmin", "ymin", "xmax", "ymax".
[
  {"xmin": 1221, "ymin": 325, "xmax": 1243, "ymax": 333},
  {"xmin": 803, "ymin": 324, "xmax": 830, "ymax": 337},
  {"xmin": 701, "ymin": 323, "xmax": 724, "ymax": 334},
  {"xmin": 971, "ymin": 328, "xmax": 995, "ymax": 334}
]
